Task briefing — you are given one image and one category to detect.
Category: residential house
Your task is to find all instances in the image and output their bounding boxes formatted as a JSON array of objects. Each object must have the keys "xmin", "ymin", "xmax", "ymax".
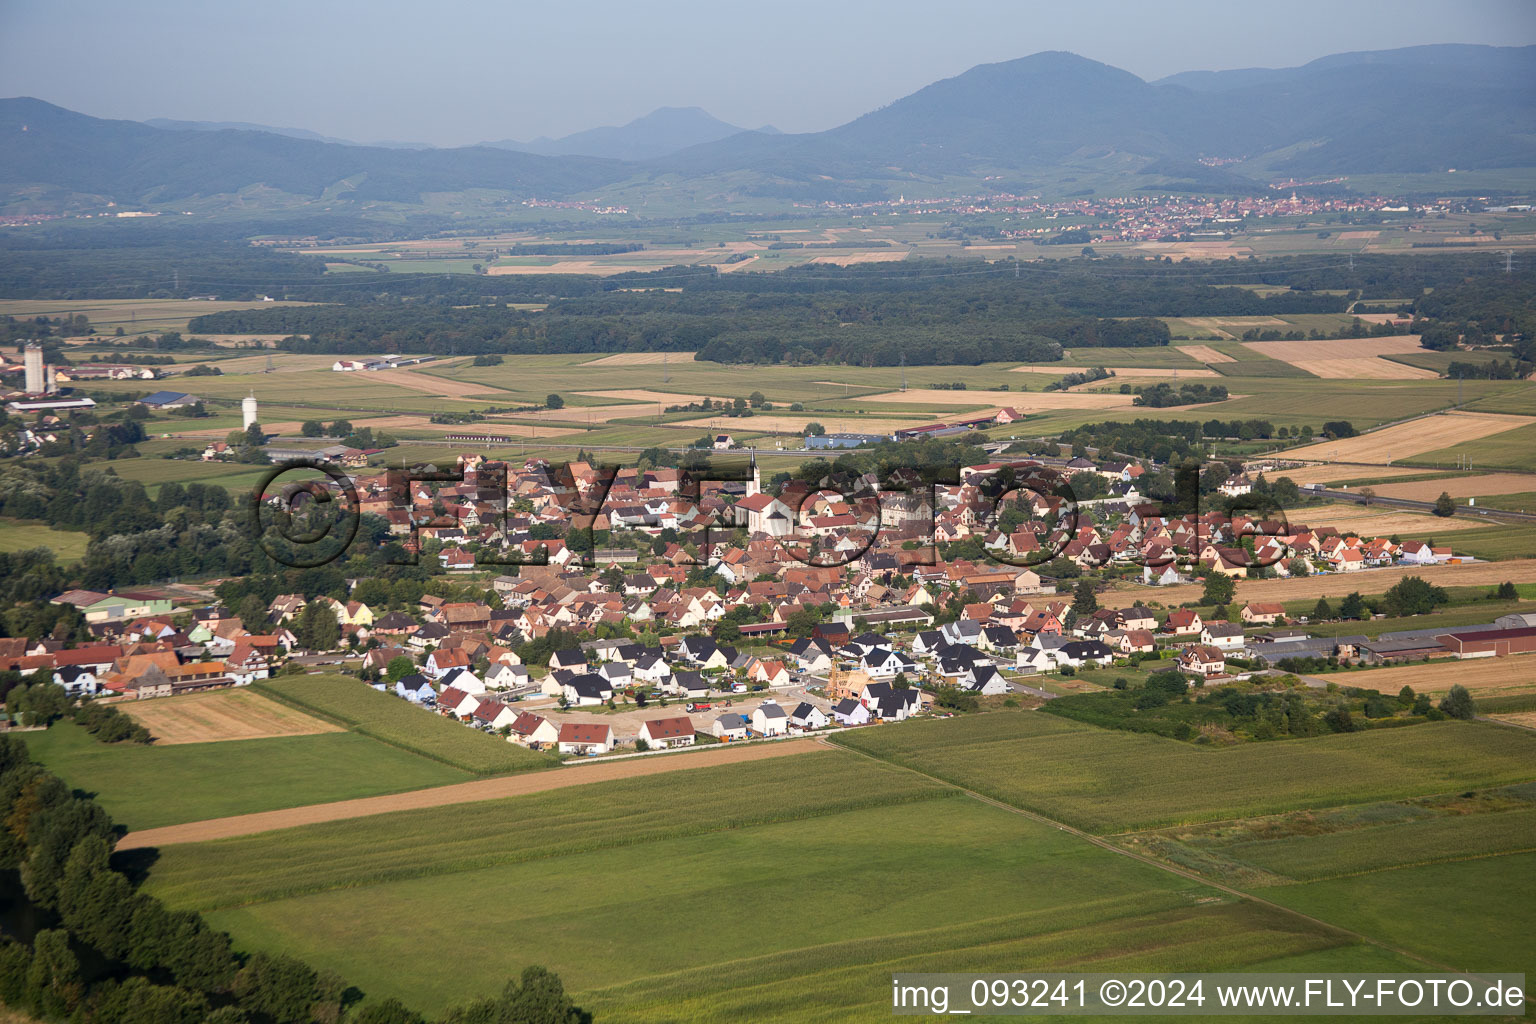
[
  {"xmin": 638, "ymin": 716, "xmax": 696, "ymax": 749},
  {"xmin": 557, "ymin": 722, "xmax": 614, "ymax": 755}
]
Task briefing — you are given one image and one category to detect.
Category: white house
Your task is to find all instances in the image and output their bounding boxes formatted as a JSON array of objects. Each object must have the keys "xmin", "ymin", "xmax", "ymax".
[
  {"xmin": 712, "ymin": 712, "xmax": 749, "ymax": 740},
  {"xmin": 485, "ymin": 662, "xmax": 530, "ymax": 691},
  {"xmin": 751, "ymin": 700, "xmax": 789, "ymax": 736},
  {"xmin": 557, "ymin": 722, "xmax": 614, "ymax": 755},
  {"xmin": 789, "ymin": 701, "xmax": 830, "ymax": 730},
  {"xmin": 508, "ymin": 711, "xmax": 559, "ymax": 747},
  {"xmin": 637, "ymin": 716, "xmax": 696, "ymax": 749},
  {"xmin": 831, "ymin": 698, "xmax": 871, "ymax": 726}
]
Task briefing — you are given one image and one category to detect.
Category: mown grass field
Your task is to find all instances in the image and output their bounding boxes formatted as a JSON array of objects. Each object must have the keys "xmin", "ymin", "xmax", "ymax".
[
  {"xmin": 828, "ymin": 712, "xmax": 1536, "ymax": 832},
  {"xmin": 0, "ymin": 517, "xmax": 91, "ymax": 562},
  {"xmin": 256, "ymin": 675, "xmax": 555, "ymax": 774},
  {"xmin": 1114, "ymin": 783, "xmax": 1536, "ymax": 976},
  {"xmin": 18, "ymin": 722, "xmax": 468, "ymax": 830},
  {"xmin": 1267, "ymin": 853, "xmax": 1536, "ymax": 977},
  {"xmin": 144, "ymin": 751, "xmax": 1362, "ymax": 1021}
]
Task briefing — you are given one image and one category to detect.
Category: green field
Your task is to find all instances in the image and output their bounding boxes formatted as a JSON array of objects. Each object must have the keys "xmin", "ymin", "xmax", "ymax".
[
  {"xmin": 1269, "ymin": 853, "xmax": 1536, "ymax": 976},
  {"xmin": 1408, "ymin": 420, "xmax": 1536, "ymax": 472},
  {"xmin": 256, "ymin": 675, "xmax": 555, "ymax": 774},
  {"xmin": 0, "ymin": 297, "xmax": 323, "ymax": 334},
  {"xmin": 145, "ymin": 751, "xmax": 1364, "ymax": 1020},
  {"xmin": 0, "ymin": 517, "xmax": 91, "ymax": 562},
  {"xmin": 1114, "ymin": 783, "xmax": 1536, "ymax": 976},
  {"xmin": 828, "ymin": 712, "xmax": 1536, "ymax": 832},
  {"xmin": 18, "ymin": 723, "xmax": 468, "ymax": 830}
]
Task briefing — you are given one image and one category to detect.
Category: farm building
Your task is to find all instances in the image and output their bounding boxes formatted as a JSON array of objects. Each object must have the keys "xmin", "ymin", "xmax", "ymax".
[
  {"xmin": 135, "ymin": 390, "xmax": 202, "ymax": 409},
  {"xmin": 804, "ymin": 432, "xmax": 889, "ymax": 449},
  {"xmin": 1435, "ymin": 626, "xmax": 1536, "ymax": 659}
]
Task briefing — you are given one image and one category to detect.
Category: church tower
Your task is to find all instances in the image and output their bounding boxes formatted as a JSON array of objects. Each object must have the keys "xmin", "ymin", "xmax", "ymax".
[{"xmin": 747, "ymin": 449, "xmax": 760, "ymax": 498}]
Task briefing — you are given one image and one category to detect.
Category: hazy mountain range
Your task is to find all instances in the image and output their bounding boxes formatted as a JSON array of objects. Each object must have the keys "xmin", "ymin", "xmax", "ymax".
[{"xmin": 2, "ymin": 44, "xmax": 1532, "ymax": 215}]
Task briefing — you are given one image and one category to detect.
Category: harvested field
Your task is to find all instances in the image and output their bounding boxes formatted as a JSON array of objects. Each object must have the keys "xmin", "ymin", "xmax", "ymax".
[
  {"xmin": 1339, "ymin": 658, "xmax": 1536, "ymax": 696},
  {"xmin": 1241, "ymin": 337, "xmax": 1435, "ymax": 379},
  {"xmin": 1278, "ymin": 465, "xmax": 1453, "ymax": 486},
  {"xmin": 1011, "ymin": 365, "xmax": 1223, "ymax": 379},
  {"xmin": 1068, "ymin": 370, "xmax": 1222, "ymax": 388},
  {"xmin": 1116, "ymin": 558, "xmax": 1536, "ymax": 605},
  {"xmin": 122, "ymin": 689, "xmax": 342, "ymax": 745},
  {"xmin": 118, "ymin": 738, "xmax": 822, "ymax": 848},
  {"xmin": 486, "ymin": 261, "xmax": 621, "ymax": 275},
  {"xmin": 573, "ymin": 389, "xmax": 713, "ymax": 404},
  {"xmin": 1370, "ymin": 473, "xmax": 1536, "ymax": 502},
  {"xmin": 1175, "ymin": 344, "xmax": 1236, "ymax": 363},
  {"xmin": 854, "ymin": 388, "xmax": 1135, "ymax": 409},
  {"xmin": 1491, "ymin": 712, "xmax": 1536, "ymax": 729},
  {"xmin": 1288, "ymin": 503, "xmax": 1490, "ymax": 534},
  {"xmin": 674, "ymin": 413, "xmax": 936, "ymax": 435},
  {"xmin": 582, "ymin": 352, "xmax": 697, "ymax": 366},
  {"xmin": 171, "ymin": 413, "xmax": 443, "ymax": 438},
  {"xmin": 518, "ymin": 403, "xmax": 674, "ymax": 423},
  {"xmin": 353, "ymin": 368, "xmax": 504, "ymax": 400},
  {"xmin": 807, "ymin": 251, "xmax": 909, "ymax": 265},
  {"xmin": 1281, "ymin": 412, "xmax": 1535, "ymax": 463}
]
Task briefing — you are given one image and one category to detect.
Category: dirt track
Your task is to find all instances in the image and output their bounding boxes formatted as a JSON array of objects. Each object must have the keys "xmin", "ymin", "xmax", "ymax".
[{"xmin": 116, "ymin": 737, "xmax": 822, "ymax": 849}]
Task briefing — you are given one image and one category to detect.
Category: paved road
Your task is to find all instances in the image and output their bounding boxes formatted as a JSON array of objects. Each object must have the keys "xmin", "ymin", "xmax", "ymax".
[{"xmin": 1313, "ymin": 486, "xmax": 1536, "ymax": 524}]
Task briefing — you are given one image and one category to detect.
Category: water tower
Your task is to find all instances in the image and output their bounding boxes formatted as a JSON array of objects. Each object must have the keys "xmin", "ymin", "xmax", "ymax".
[
  {"xmin": 242, "ymin": 392, "xmax": 259, "ymax": 430},
  {"xmin": 23, "ymin": 343, "xmax": 43, "ymax": 395}
]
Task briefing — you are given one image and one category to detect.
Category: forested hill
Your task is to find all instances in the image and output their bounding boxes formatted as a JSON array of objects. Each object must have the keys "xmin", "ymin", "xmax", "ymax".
[{"xmin": 4, "ymin": 44, "xmax": 1533, "ymax": 214}]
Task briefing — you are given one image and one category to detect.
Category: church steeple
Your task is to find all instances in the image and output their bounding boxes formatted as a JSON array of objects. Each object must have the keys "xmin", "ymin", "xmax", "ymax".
[{"xmin": 747, "ymin": 449, "xmax": 760, "ymax": 497}]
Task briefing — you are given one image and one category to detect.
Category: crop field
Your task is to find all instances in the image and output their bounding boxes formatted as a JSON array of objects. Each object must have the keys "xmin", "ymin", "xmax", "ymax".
[
  {"xmin": 256, "ymin": 675, "xmax": 554, "ymax": 774},
  {"xmin": 1367, "ymin": 472, "xmax": 1536, "ymax": 501},
  {"xmin": 1240, "ymin": 337, "xmax": 1434, "ymax": 379},
  {"xmin": 1270, "ymin": 853, "xmax": 1536, "ymax": 977},
  {"xmin": 1277, "ymin": 465, "xmax": 1461, "ymax": 486},
  {"xmin": 1408, "ymin": 419, "xmax": 1536, "ymax": 472},
  {"xmin": 121, "ymin": 688, "xmax": 343, "ymax": 744},
  {"xmin": 0, "ymin": 298, "xmax": 323, "ymax": 334},
  {"xmin": 1320, "ymin": 658, "xmax": 1536, "ymax": 696},
  {"xmin": 1279, "ymin": 410, "xmax": 1535, "ymax": 463},
  {"xmin": 1115, "ymin": 785, "xmax": 1536, "ymax": 975},
  {"xmin": 142, "ymin": 750, "xmax": 1360, "ymax": 1020},
  {"xmin": 1172, "ymin": 343, "xmax": 1236, "ymax": 362},
  {"xmin": 828, "ymin": 712, "xmax": 1536, "ymax": 833},
  {"xmin": 854, "ymin": 388, "xmax": 1136, "ymax": 409},
  {"xmin": 0, "ymin": 517, "xmax": 91, "ymax": 562},
  {"xmin": 1285, "ymin": 502, "xmax": 1490, "ymax": 534},
  {"xmin": 1115, "ymin": 558, "xmax": 1536, "ymax": 605},
  {"xmin": 17, "ymin": 722, "xmax": 469, "ymax": 830},
  {"xmin": 582, "ymin": 351, "xmax": 698, "ymax": 365}
]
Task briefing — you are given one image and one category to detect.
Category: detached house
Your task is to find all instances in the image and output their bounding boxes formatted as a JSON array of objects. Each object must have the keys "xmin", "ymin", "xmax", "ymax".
[
  {"xmin": 1179, "ymin": 645, "xmax": 1227, "ymax": 677},
  {"xmin": 637, "ymin": 716, "xmax": 696, "ymax": 749},
  {"xmin": 557, "ymin": 722, "xmax": 614, "ymax": 755},
  {"xmin": 1240, "ymin": 603, "xmax": 1286, "ymax": 626}
]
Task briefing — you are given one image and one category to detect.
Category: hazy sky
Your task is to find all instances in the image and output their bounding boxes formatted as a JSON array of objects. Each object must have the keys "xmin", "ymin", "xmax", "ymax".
[{"xmin": 3, "ymin": 0, "xmax": 1533, "ymax": 146}]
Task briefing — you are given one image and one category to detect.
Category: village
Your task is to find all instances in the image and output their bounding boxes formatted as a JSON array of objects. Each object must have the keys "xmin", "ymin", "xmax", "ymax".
[{"xmin": 8, "ymin": 446, "xmax": 1531, "ymax": 763}]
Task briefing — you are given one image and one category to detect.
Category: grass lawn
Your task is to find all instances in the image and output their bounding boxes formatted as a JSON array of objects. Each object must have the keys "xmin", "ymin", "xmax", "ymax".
[
  {"xmin": 256, "ymin": 675, "xmax": 555, "ymax": 775},
  {"xmin": 828, "ymin": 711, "xmax": 1536, "ymax": 832},
  {"xmin": 0, "ymin": 518, "xmax": 91, "ymax": 563},
  {"xmin": 18, "ymin": 723, "xmax": 468, "ymax": 830},
  {"xmin": 148, "ymin": 752, "xmax": 1351, "ymax": 1020}
]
